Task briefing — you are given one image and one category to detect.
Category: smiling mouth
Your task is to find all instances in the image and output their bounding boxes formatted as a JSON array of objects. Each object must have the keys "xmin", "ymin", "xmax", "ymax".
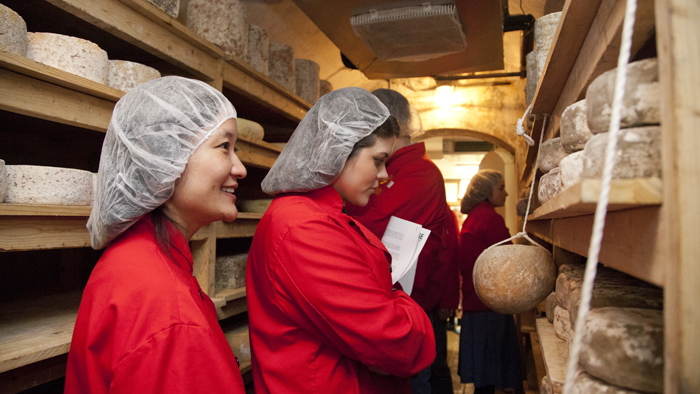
[{"xmin": 221, "ymin": 187, "xmax": 236, "ymax": 195}]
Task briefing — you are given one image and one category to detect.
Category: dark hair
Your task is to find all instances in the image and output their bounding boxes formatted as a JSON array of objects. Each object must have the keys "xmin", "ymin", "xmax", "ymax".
[
  {"xmin": 347, "ymin": 115, "xmax": 400, "ymax": 160},
  {"xmin": 150, "ymin": 206, "xmax": 184, "ymax": 260}
]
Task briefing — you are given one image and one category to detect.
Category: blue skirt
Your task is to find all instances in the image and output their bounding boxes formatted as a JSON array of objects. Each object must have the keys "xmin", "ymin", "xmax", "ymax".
[{"xmin": 458, "ymin": 311, "xmax": 522, "ymax": 390}]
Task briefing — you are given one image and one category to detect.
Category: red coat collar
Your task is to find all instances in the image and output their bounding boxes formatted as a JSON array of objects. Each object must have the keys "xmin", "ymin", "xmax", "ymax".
[
  {"xmin": 387, "ymin": 142, "xmax": 426, "ymax": 168},
  {"xmin": 120, "ymin": 213, "xmax": 194, "ymax": 273}
]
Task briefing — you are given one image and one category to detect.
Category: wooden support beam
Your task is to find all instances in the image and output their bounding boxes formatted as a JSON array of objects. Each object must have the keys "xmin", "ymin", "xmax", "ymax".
[
  {"xmin": 0, "ymin": 217, "xmax": 91, "ymax": 251},
  {"xmin": 191, "ymin": 233, "xmax": 217, "ymax": 297}
]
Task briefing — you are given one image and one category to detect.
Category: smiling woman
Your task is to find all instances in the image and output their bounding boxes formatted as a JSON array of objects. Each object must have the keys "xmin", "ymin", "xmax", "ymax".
[{"xmin": 65, "ymin": 76, "xmax": 247, "ymax": 394}]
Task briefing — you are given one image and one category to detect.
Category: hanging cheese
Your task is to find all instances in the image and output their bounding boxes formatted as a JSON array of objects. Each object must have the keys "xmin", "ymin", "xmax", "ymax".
[
  {"xmin": 215, "ymin": 253, "xmax": 248, "ymax": 289},
  {"xmin": 320, "ymin": 79, "xmax": 333, "ymax": 97},
  {"xmin": 546, "ymin": 292, "xmax": 558, "ymax": 324},
  {"xmin": 107, "ymin": 60, "xmax": 161, "ymax": 93},
  {"xmin": 26, "ymin": 33, "xmax": 109, "ymax": 84},
  {"xmin": 246, "ymin": 24, "xmax": 269, "ymax": 75},
  {"xmin": 295, "ymin": 59, "xmax": 320, "ymax": 104},
  {"xmin": 236, "ymin": 117, "xmax": 264, "ymax": 142},
  {"xmin": 538, "ymin": 167, "xmax": 561, "ymax": 204},
  {"xmin": 586, "ymin": 58, "xmax": 660, "ymax": 134},
  {"xmin": 579, "ymin": 308, "xmax": 664, "ymax": 393},
  {"xmin": 582, "ymin": 126, "xmax": 661, "ymax": 180},
  {"xmin": 187, "ymin": 0, "xmax": 247, "ymax": 60},
  {"xmin": 146, "ymin": 0, "xmax": 179, "ymax": 18},
  {"xmin": 473, "ymin": 245, "xmax": 556, "ymax": 314},
  {"xmin": 539, "ymin": 137, "xmax": 568, "ymax": 173},
  {"xmin": 0, "ymin": 4, "xmax": 27, "ymax": 56},
  {"xmin": 560, "ymin": 99, "xmax": 594, "ymax": 153},
  {"xmin": 4, "ymin": 165, "xmax": 93, "ymax": 206},
  {"xmin": 553, "ymin": 305, "xmax": 570, "ymax": 341},
  {"xmin": 534, "ymin": 12, "xmax": 562, "ymax": 53},
  {"xmin": 269, "ymin": 42, "xmax": 295, "ymax": 92},
  {"xmin": 559, "ymin": 151, "xmax": 585, "ymax": 190},
  {"xmin": 240, "ymin": 199, "xmax": 272, "ymax": 214},
  {"xmin": 0, "ymin": 160, "xmax": 7, "ymax": 202},
  {"xmin": 570, "ymin": 371, "xmax": 646, "ymax": 394}
]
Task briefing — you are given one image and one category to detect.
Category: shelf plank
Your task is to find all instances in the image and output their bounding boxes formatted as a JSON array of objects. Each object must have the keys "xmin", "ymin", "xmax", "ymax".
[
  {"xmin": 535, "ymin": 318, "xmax": 568, "ymax": 394},
  {"xmin": 529, "ymin": 178, "xmax": 662, "ymax": 220},
  {"xmin": 0, "ymin": 291, "xmax": 81, "ymax": 373},
  {"xmin": 0, "ymin": 216, "xmax": 91, "ymax": 251},
  {"xmin": 0, "ymin": 68, "xmax": 113, "ymax": 132},
  {"xmin": 216, "ymin": 296, "xmax": 248, "ymax": 320},
  {"xmin": 47, "ymin": 0, "xmax": 222, "ymax": 81},
  {"xmin": 0, "ymin": 204, "xmax": 92, "ymax": 217},
  {"xmin": 0, "ymin": 51, "xmax": 124, "ymax": 102},
  {"xmin": 223, "ymin": 61, "xmax": 308, "ymax": 124},
  {"xmin": 213, "ymin": 287, "xmax": 247, "ymax": 303},
  {"xmin": 215, "ymin": 217, "xmax": 260, "ymax": 239},
  {"xmin": 236, "ymin": 139, "xmax": 280, "ymax": 169},
  {"xmin": 526, "ymin": 206, "xmax": 664, "ymax": 287},
  {"xmin": 116, "ymin": 0, "xmax": 224, "ymax": 59}
]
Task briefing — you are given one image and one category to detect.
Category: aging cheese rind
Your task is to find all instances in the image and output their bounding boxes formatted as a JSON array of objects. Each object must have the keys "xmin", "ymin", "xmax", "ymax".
[
  {"xmin": 26, "ymin": 32, "xmax": 109, "ymax": 84},
  {"xmin": 534, "ymin": 12, "xmax": 562, "ymax": 53},
  {"xmin": 236, "ymin": 118, "xmax": 264, "ymax": 142},
  {"xmin": 538, "ymin": 167, "xmax": 561, "ymax": 204},
  {"xmin": 295, "ymin": 59, "xmax": 320, "ymax": 104},
  {"xmin": 539, "ymin": 137, "xmax": 568, "ymax": 173},
  {"xmin": 0, "ymin": 4, "xmax": 27, "ymax": 56},
  {"xmin": 108, "ymin": 60, "xmax": 161, "ymax": 93},
  {"xmin": 559, "ymin": 151, "xmax": 584, "ymax": 190},
  {"xmin": 215, "ymin": 253, "xmax": 248, "ymax": 289},
  {"xmin": 187, "ymin": 0, "xmax": 247, "ymax": 60},
  {"xmin": 246, "ymin": 24, "xmax": 269, "ymax": 75},
  {"xmin": 582, "ymin": 126, "xmax": 661, "ymax": 180},
  {"xmin": 4, "ymin": 165, "xmax": 94, "ymax": 206},
  {"xmin": 560, "ymin": 100, "xmax": 594, "ymax": 153},
  {"xmin": 571, "ymin": 371, "xmax": 647, "ymax": 394},
  {"xmin": 269, "ymin": 42, "xmax": 295, "ymax": 92}
]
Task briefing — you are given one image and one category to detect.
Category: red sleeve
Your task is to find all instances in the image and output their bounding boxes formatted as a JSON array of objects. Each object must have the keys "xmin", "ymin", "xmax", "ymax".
[
  {"xmin": 110, "ymin": 325, "xmax": 245, "ymax": 394},
  {"xmin": 435, "ymin": 209, "xmax": 460, "ymax": 309},
  {"xmin": 273, "ymin": 217, "xmax": 436, "ymax": 377}
]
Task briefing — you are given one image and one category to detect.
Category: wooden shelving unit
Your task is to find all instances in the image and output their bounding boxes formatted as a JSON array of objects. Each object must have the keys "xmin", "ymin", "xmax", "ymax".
[
  {"xmin": 0, "ymin": 0, "xmax": 304, "ymax": 390},
  {"xmin": 521, "ymin": 0, "xmax": 700, "ymax": 392},
  {"xmin": 535, "ymin": 318, "xmax": 568, "ymax": 394}
]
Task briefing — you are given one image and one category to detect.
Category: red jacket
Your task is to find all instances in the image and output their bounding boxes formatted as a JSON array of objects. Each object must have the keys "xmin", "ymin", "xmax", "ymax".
[
  {"xmin": 346, "ymin": 142, "xmax": 460, "ymax": 311},
  {"xmin": 246, "ymin": 186, "xmax": 436, "ymax": 394},
  {"xmin": 65, "ymin": 214, "xmax": 245, "ymax": 394},
  {"xmin": 459, "ymin": 201, "xmax": 512, "ymax": 312}
]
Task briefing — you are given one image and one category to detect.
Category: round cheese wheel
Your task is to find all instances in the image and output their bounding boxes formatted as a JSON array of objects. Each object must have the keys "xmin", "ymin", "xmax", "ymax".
[
  {"xmin": 26, "ymin": 32, "xmax": 109, "ymax": 84},
  {"xmin": 4, "ymin": 165, "xmax": 94, "ymax": 206},
  {"xmin": 538, "ymin": 167, "xmax": 562, "ymax": 204},
  {"xmin": 582, "ymin": 126, "xmax": 661, "ymax": 180},
  {"xmin": 559, "ymin": 151, "xmax": 585, "ymax": 190},
  {"xmin": 269, "ymin": 41, "xmax": 295, "ymax": 92},
  {"xmin": 539, "ymin": 137, "xmax": 568, "ymax": 173},
  {"xmin": 108, "ymin": 60, "xmax": 161, "ymax": 93},
  {"xmin": 0, "ymin": 160, "xmax": 7, "ymax": 202},
  {"xmin": 236, "ymin": 118, "xmax": 264, "ymax": 142},
  {"xmin": 146, "ymin": 0, "xmax": 179, "ymax": 18},
  {"xmin": 295, "ymin": 58, "xmax": 320, "ymax": 104},
  {"xmin": 535, "ymin": 12, "xmax": 561, "ymax": 53},
  {"xmin": 246, "ymin": 24, "xmax": 269, "ymax": 75},
  {"xmin": 215, "ymin": 253, "xmax": 248, "ymax": 289},
  {"xmin": 526, "ymin": 48, "xmax": 547, "ymax": 105},
  {"xmin": 0, "ymin": 4, "xmax": 27, "ymax": 56},
  {"xmin": 320, "ymin": 79, "xmax": 333, "ymax": 97},
  {"xmin": 473, "ymin": 244, "xmax": 556, "ymax": 314},
  {"xmin": 187, "ymin": 0, "xmax": 247, "ymax": 60},
  {"xmin": 560, "ymin": 99, "xmax": 593, "ymax": 153}
]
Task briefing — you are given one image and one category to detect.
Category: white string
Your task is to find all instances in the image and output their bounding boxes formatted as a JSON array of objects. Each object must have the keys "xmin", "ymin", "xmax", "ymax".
[
  {"xmin": 516, "ymin": 102, "xmax": 536, "ymax": 146},
  {"xmin": 562, "ymin": 0, "xmax": 638, "ymax": 391}
]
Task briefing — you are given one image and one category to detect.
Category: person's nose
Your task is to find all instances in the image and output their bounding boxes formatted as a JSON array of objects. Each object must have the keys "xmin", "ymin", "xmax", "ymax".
[
  {"xmin": 377, "ymin": 165, "xmax": 388, "ymax": 181},
  {"xmin": 231, "ymin": 153, "xmax": 247, "ymax": 179}
]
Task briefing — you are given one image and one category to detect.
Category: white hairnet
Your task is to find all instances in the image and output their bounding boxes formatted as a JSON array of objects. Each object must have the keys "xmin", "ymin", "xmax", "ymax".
[
  {"xmin": 262, "ymin": 87, "xmax": 389, "ymax": 195},
  {"xmin": 461, "ymin": 170, "xmax": 503, "ymax": 214},
  {"xmin": 88, "ymin": 76, "xmax": 237, "ymax": 249},
  {"xmin": 371, "ymin": 88, "xmax": 422, "ymax": 139}
]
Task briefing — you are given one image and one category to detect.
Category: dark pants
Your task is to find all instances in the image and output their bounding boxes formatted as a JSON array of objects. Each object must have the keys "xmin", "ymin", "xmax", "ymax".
[{"xmin": 410, "ymin": 309, "xmax": 454, "ymax": 394}]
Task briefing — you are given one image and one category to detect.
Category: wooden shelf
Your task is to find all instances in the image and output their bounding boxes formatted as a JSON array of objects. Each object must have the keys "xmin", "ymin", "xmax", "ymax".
[
  {"xmin": 213, "ymin": 287, "xmax": 247, "ymax": 303},
  {"xmin": 526, "ymin": 206, "xmax": 664, "ymax": 287},
  {"xmin": 0, "ymin": 204, "xmax": 92, "ymax": 217},
  {"xmin": 521, "ymin": 0, "xmax": 656, "ymax": 181},
  {"xmin": 0, "ymin": 291, "xmax": 81, "ymax": 374},
  {"xmin": 528, "ymin": 177, "xmax": 662, "ymax": 220},
  {"xmin": 535, "ymin": 318, "xmax": 568, "ymax": 394}
]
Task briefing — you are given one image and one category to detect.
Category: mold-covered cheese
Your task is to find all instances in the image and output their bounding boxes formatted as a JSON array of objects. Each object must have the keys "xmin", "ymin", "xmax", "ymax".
[
  {"xmin": 295, "ymin": 58, "xmax": 320, "ymax": 104},
  {"xmin": 560, "ymin": 99, "xmax": 594, "ymax": 153},
  {"xmin": 26, "ymin": 32, "xmax": 109, "ymax": 84},
  {"xmin": 582, "ymin": 126, "xmax": 661, "ymax": 180},
  {"xmin": 0, "ymin": 4, "xmax": 27, "ymax": 56},
  {"xmin": 269, "ymin": 41, "xmax": 295, "ymax": 92},
  {"xmin": 215, "ymin": 253, "xmax": 248, "ymax": 289},
  {"xmin": 246, "ymin": 24, "xmax": 269, "ymax": 75},
  {"xmin": 187, "ymin": 0, "xmax": 247, "ymax": 60},
  {"xmin": 4, "ymin": 165, "xmax": 94, "ymax": 206},
  {"xmin": 107, "ymin": 60, "xmax": 161, "ymax": 93}
]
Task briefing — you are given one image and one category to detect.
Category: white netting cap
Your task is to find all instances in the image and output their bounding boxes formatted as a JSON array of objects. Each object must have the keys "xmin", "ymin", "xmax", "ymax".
[
  {"xmin": 88, "ymin": 76, "xmax": 237, "ymax": 249},
  {"xmin": 371, "ymin": 88, "xmax": 423, "ymax": 139},
  {"xmin": 460, "ymin": 170, "xmax": 503, "ymax": 214},
  {"xmin": 262, "ymin": 87, "xmax": 389, "ymax": 195}
]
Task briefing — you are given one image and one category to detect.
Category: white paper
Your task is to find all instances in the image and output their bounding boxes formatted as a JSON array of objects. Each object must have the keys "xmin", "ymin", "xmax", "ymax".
[{"xmin": 381, "ymin": 216, "xmax": 431, "ymax": 295}]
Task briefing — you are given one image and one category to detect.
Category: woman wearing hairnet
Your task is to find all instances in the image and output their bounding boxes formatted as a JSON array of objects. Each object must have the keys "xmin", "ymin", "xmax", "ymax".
[
  {"xmin": 65, "ymin": 76, "xmax": 247, "ymax": 393},
  {"xmin": 458, "ymin": 170, "xmax": 522, "ymax": 394},
  {"xmin": 246, "ymin": 87, "xmax": 436, "ymax": 394}
]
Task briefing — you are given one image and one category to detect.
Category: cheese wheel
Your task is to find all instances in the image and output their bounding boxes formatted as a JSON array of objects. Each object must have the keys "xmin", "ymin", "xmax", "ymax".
[
  {"xmin": 553, "ymin": 305, "xmax": 570, "ymax": 341},
  {"xmin": 246, "ymin": 24, "xmax": 269, "ymax": 75},
  {"xmin": 4, "ymin": 165, "xmax": 93, "ymax": 206},
  {"xmin": 582, "ymin": 126, "xmax": 661, "ymax": 180},
  {"xmin": 538, "ymin": 167, "xmax": 561, "ymax": 204},
  {"xmin": 559, "ymin": 151, "xmax": 584, "ymax": 190},
  {"xmin": 473, "ymin": 245, "xmax": 556, "ymax": 314},
  {"xmin": 560, "ymin": 99, "xmax": 593, "ymax": 153},
  {"xmin": 535, "ymin": 12, "xmax": 562, "ymax": 53},
  {"xmin": 108, "ymin": 60, "xmax": 161, "ymax": 93},
  {"xmin": 26, "ymin": 33, "xmax": 109, "ymax": 84},
  {"xmin": 568, "ymin": 285, "xmax": 663, "ymax": 328},
  {"xmin": 516, "ymin": 197, "xmax": 535, "ymax": 217},
  {"xmin": 0, "ymin": 4, "xmax": 27, "ymax": 56},
  {"xmin": 0, "ymin": 160, "xmax": 7, "ymax": 202},
  {"xmin": 295, "ymin": 59, "xmax": 320, "ymax": 104},
  {"xmin": 236, "ymin": 117, "xmax": 264, "ymax": 142},
  {"xmin": 546, "ymin": 292, "xmax": 558, "ymax": 324},
  {"xmin": 586, "ymin": 58, "xmax": 659, "ymax": 134},
  {"xmin": 526, "ymin": 48, "xmax": 547, "ymax": 105},
  {"xmin": 571, "ymin": 371, "xmax": 646, "ymax": 394},
  {"xmin": 240, "ymin": 199, "xmax": 272, "ymax": 214},
  {"xmin": 320, "ymin": 79, "xmax": 333, "ymax": 97},
  {"xmin": 269, "ymin": 42, "xmax": 295, "ymax": 92},
  {"xmin": 539, "ymin": 137, "xmax": 568, "ymax": 173},
  {"xmin": 187, "ymin": 0, "xmax": 247, "ymax": 60},
  {"xmin": 146, "ymin": 0, "xmax": 179, "ymax": 18},
  {"xmin": 215, "ymin": 253, "xmax": 248, "ymax": 289},
  {"xmin": 579, "ymin": 308, "xmax": 663, "ymax": 393}
]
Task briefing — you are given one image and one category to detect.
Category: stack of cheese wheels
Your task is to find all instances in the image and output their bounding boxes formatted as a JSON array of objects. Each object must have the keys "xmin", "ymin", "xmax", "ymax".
[
  {"xmin": 26, "ymin": 32, "xmax": 109, "ymax": 84},
  {"xmin": 295, "ymin": 59, "xmax": 320, "ymax": 104},
  {"xmin": 473, "ymin": 244, "xmax": 556, "ymax": 314},
  {"xmin": 269, "ymin": 42, "xmax": 295, "ymax": 93},
  {"xmin": 526, "ymin": 12, "xmax": 562, "ymax": 105},
  {"xmin": 215, "ymin": 253, "xmax": 248, "ymax": 289},
  {"xmin": 0, "ymin": 160, "xmax": 7, "ymax": 202},
  {"xmin": 187, "ymin": 0, "xmax": 247, "ymax": 60},
  {"xmin": 537, "ymin": 138, "xmax": 567, "ymax": 204},
  {"xmin": 3, "ymin": 165, "xmax": 94, "ymax": 206},
  {"xmin": 107, "ymin": 60, "xmax": 161, "ymax": 93},
  {"xmin": 236, "ymin": 118, "xmax": 264, "ymax": 142},
  {"xmin": 0, "ymin": 4, "xmax": 28, "ymax": 56},
  {"xmin": 247, "ymin": 24, "xmax": 269, "ymax": 75}
]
